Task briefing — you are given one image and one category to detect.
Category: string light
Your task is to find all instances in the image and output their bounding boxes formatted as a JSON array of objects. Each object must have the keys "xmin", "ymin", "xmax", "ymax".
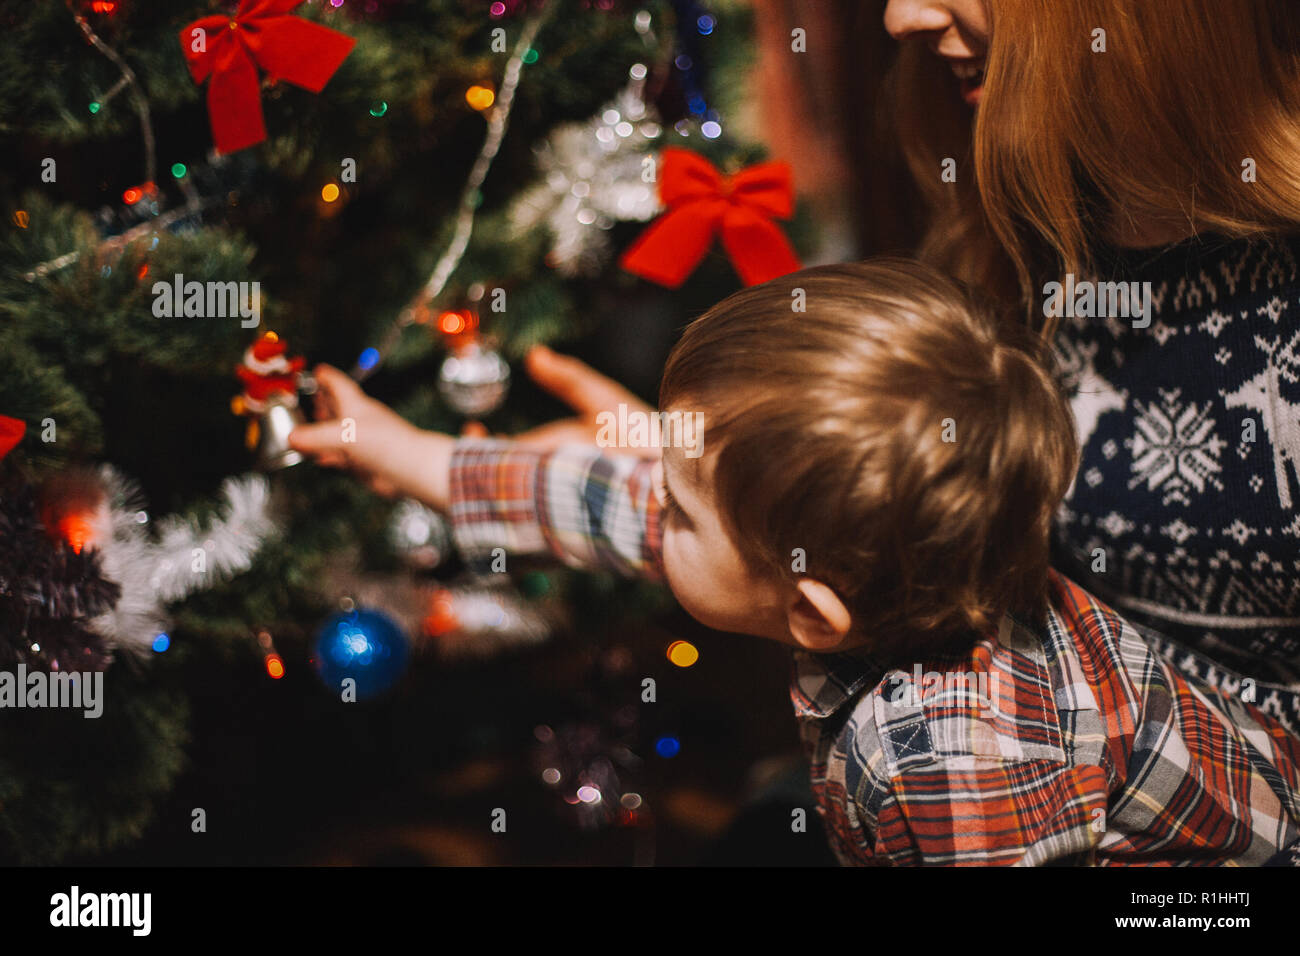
[
  {"xmin": 257, "ymin": 630, "xmax": 284, "ymax": 678},
  {"xmin": 122, "ymin": 181, "xmax": 156, "ymax": 205},
  {"xmin": 655, "ymin": 736, "xmax": 681, "ymax": 758},
  {"xmin": 152, "ymin": 633, "xmax": 170, "ymax": 652},
  {"xmin": 171, "ymin": 162, "xmax": 187, "ymax": 179},
  {"xmin": 12, "ymin": 210, "xmax": 29, "ymax": 228},
  {"xmin": 466, "ymin": 85, "xmax": 496, "ymax": 111},
  {"xmin": 265, "ymin": 654, "xmax": 285, "ymax": 679},
  {"xmin": 666, "ymin": 640, "xmax": 699, "ymax": 667},
  {"xmin": 437, "ymin": 309, "xmax": 478, "ymax": 336},
  {"xmin": 422, "ymin": 588, "xmax": 459, "ymax": 636},
  {"xmin": 369, "ymin": 100, "xmax": 388, "ymax": 117},
  {"xmin": 321, "ymin": 183, "xmax": 340, "ymax": 202}
]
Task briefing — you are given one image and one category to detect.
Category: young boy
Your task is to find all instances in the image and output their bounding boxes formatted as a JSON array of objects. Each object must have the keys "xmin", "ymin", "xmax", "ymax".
[{"xmin": 290, "ymin": 260, "xmax": 1300, "ymax": 866}]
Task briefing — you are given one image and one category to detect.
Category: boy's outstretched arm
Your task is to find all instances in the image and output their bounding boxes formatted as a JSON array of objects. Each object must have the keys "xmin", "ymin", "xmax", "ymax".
[
  {"xmin": 289, "ymin": 364, "xmax": 663, "ymax": 581},
  {"xmin": 449, "ymin": 439, "xmax": 663, "ymax": 581}
]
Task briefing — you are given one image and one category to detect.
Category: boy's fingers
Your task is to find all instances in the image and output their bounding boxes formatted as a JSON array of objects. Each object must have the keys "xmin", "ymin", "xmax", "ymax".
[
  {"xmin": 313, "ymin": 389, "xmax": 338, "ymax": 422},
  {"xmin": 313, "ymin": 364, "xmax": 366, "ymax": 406},
  {"xmin": 524, "ymin": 346, "xmax": 652, "ymax": 418},
  {"xmin": 288, "ymin": 420, "xmax": 343, "ymax": 455}
]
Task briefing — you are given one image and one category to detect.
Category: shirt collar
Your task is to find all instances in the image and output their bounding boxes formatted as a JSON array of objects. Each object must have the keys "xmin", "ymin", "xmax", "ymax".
[{"xmin": 789, "ymin": 647, "xmax": 886, "ymax": 719}]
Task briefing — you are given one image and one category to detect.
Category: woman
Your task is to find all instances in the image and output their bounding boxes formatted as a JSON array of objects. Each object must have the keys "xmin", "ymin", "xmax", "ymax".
[{"xmin": 878, "ymin": 0, "xmax": 1300, "ymax": 712}]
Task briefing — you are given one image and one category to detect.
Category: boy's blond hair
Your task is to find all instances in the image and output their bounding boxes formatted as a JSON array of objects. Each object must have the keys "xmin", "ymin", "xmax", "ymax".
[{"xmin": 660, "ymin": 260, "xmax": 1078, "ymax": 661}]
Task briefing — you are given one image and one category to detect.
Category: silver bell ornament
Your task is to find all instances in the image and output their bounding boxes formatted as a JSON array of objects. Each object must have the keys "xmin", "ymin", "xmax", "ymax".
[
  {"xmin": 253, "ymin": 394, "xmax": 305, "ymax": 471},
  {"xmin": 388, "ymin": 498, "xmax": 452, "ymax": 570},
  {"xmin": 438, "ymin": 338, "xmax": 510, "ymax": 417}
]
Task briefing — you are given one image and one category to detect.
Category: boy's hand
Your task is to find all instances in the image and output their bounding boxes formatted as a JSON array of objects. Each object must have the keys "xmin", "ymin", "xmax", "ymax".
[
  {"xmin": 288, "ymin": 364, "xmax": 454, "ymax": 510},
  {"xmin": 511, "ymin": 346, "xmax": 659, "ymax": 459}
]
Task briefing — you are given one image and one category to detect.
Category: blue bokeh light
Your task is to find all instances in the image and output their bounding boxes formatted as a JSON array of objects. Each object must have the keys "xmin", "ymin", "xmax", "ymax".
[{"xmin": 655, "ymin": 735, "xmax": 681, "ymax": 758}]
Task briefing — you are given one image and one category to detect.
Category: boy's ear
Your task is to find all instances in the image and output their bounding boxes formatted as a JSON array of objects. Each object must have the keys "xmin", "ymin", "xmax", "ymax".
[{"xmin": 787, "ymin": 579, "xmax": 853, "ymax": 652}]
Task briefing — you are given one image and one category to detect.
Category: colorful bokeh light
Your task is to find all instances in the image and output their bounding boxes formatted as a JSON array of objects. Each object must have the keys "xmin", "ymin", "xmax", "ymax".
[
  {"xmin": 466, "ymin": 85, "xmax": 496, "ymax": 111},
  {"xmin": 655, "ymin": 736, "xmax": 681, "ymax": 758},
  {"xmin": 666, "ymin": 640, "xmax": 699, "ymax": 667}
]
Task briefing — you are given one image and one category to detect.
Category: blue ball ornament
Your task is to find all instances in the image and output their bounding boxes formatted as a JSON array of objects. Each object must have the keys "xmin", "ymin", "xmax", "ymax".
[{"xmin": 313, "ymin": 607, "xmax": 410, "ymax": 700}]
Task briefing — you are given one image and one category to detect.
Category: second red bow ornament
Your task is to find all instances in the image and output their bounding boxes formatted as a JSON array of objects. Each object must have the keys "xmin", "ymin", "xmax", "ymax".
[
  {"xmin": 180, "ymin": 0, "xmax": 356, "ymax": 155},
  {"xmin": 0, "ymin": 416, "xmax": 25, "ymax": 462},
  {"xmin": 619, "ymin": 148, "xmax": 801, "ymax": 288}
]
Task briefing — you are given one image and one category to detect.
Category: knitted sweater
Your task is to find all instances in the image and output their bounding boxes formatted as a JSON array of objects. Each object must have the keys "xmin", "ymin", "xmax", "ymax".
[{"xmin": 1052, "ymin": 232, "xmax": 1300, "ymax": 681}]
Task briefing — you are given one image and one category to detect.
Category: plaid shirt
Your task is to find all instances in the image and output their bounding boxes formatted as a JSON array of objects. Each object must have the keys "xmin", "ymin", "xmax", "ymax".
[{"xmin": 448, "ymin": 439, "xmax": 1300, "ymax": 865}]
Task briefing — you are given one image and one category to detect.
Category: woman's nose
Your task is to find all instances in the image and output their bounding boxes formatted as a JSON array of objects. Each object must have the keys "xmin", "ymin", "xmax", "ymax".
[{"xmin": 883, "ymin": 0, "xmax": 954, "ymax": 41}]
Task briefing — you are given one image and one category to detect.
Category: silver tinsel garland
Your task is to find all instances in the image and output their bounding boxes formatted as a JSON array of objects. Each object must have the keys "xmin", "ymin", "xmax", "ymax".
[{"xmin": 85, "ymin": 466, "xmax": 275, "ymax": 657}]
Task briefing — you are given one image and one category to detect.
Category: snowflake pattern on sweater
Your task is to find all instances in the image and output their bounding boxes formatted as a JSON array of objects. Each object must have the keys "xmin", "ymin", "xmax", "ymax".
[{"xmin": 1052, "ymin": 233, "xmax": 1300, "ymax": 678}]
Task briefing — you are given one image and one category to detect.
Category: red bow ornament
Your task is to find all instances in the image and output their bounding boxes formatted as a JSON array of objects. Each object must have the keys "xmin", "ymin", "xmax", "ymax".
[
  {"xmin": 0, "ymin": 416, "xmax": 25, "ymax": 461},
  {"xmin": 180, "ymin": 0, "xmax": 356, "ymax": 155},
  {"xmin": 620, "ymin": 148, "xmax": 801, "ymax": 288}
]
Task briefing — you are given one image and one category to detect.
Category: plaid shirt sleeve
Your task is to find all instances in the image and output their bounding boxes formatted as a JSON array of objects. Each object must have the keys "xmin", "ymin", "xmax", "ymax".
[{"xmin": 447, "ymin": 438, "xmax": 663, "ymax": 580}]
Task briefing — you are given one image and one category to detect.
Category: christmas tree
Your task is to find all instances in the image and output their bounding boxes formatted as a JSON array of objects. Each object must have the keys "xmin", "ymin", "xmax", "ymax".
[{"xmin": 0, "ymin": 0, "xmax": 812, "ymax": 864}]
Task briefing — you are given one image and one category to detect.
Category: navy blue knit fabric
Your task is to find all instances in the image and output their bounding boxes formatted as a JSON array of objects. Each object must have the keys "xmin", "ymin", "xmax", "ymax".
[{"xmin": 1051, "ymin": 232, "xmax": 1300, "ymax": 682}]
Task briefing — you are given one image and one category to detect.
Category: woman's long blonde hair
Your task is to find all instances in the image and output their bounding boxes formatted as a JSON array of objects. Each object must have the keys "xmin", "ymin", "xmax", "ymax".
[{"xmin": 889, "ymin": 0, "xmax": 1300, "ymax": 319}]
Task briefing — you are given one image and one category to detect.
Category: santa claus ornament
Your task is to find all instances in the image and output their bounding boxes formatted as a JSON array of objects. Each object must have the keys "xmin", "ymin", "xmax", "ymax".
[{"xmin": 233, "ymin": 331, "xmax": 308, "ymax": 470}]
